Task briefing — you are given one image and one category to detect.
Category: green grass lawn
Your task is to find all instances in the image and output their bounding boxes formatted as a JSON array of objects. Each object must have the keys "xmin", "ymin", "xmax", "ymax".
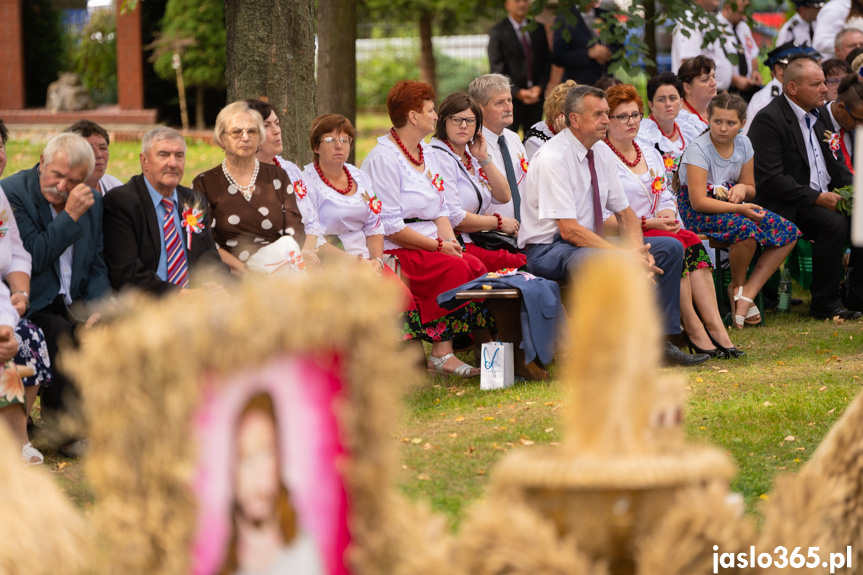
[{"xmin": 6, "ymin": 122, "xmax": 863, "ymax": 532}]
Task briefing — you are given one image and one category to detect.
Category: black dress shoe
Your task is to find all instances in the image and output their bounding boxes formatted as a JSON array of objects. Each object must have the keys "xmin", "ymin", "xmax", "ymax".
[
  {"xmin": 809, "ymin": 306, "xmax": 863, "ymax": 320},
  {"xmin": 663, "ymin": 341, "xmax": 711, "ymax": 367},
  {"xmin": 682, "ymin": 331, "xmax": 726, "ymax": 359},
  {"xmin": 843, "ymin": 294, "xmax": 863, "ymax": 313},
  {"xmin": 706, "ymin": 331, "xmax": 746, "ymax": 359}
]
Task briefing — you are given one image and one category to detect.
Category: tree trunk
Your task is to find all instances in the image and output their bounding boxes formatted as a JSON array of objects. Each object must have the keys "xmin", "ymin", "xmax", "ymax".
[
  {"xmin": 196, "ymin": 85, "xmax": 205, "ymax": 131},
  {"xmin": 317, "ymin": 0, "xmax": 357, "ymax": 164},
  {"xmin": 226, "ymin": 0, "xmax": 316, "ymax": 165},
  {"xmin": 418, "ymin": 10, "xmax": 436, "ymax": 92},
  {"xmin": 644, "ymin": 0, "xmax": 658, "ymax": 78}
]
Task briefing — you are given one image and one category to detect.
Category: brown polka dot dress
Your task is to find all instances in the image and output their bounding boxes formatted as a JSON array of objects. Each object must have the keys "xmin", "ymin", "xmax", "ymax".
[{"xmin": 192, "ymin": 162, "xmax": 306, "ymax": 262}]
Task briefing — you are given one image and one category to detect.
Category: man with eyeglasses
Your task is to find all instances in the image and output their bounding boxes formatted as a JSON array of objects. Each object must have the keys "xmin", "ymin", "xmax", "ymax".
[
  {"xmin": 102, "ymin": 127, "xmax": 222, "ymax": 296},
  {"xmin": 750, "ymin": 54, "xmax": 863, "ymax": 320},
  {"xmin": 519, "ymin": 85, "xmax": 703, "ymax": 366},
  {"xmin": 818, "ymin": 70, "xmax": 863, "ymax": 174},
  {"xmin": 1, "ymin": 133, "xmax": 112, "ymax": 456}
]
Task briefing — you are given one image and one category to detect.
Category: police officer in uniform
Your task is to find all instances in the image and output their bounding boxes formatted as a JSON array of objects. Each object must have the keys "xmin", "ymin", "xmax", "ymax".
[
  {"xmin": 776, "ymin": 0, "xmax": 824, "ymax": 48},
  {"xmin": 743, "ymin": 41, "xmax": 820, "ymax": 135}
]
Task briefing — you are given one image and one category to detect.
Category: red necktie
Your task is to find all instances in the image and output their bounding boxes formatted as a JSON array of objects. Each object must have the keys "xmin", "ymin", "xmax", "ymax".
[
  {"xmin": 162, "ymin": 198, "xmax": 189, "ymax": 287},
  {"xmin": 519, "ymin": 27, "xmax": 533, "ymax": 86},
  {"xmin": 586, "ymin": 149, "xmax": 604, "ymax": 237},
  {"xmin": 839, "ymin": 128, "xmax": 854, "ymax": 175}
]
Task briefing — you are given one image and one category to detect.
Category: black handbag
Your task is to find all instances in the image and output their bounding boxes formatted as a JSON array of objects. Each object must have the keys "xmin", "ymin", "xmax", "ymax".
[{"xmin": 432, "ymin": 145, "xmax": 521, "ymax": 254}]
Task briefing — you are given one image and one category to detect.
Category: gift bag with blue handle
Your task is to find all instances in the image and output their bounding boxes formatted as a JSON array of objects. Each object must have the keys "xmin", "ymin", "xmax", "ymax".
[{"xmin": 480, "ymin": 341, "xmax": 514, "ymax": 390}]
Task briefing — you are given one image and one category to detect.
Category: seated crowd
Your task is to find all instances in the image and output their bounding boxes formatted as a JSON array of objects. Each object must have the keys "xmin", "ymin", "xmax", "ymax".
[{"xmin": 0, "ymin": 46, "xmax": 860, "ymax": 465}]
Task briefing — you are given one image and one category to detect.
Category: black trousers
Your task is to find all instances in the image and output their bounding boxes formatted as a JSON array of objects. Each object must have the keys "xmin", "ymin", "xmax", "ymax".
[
  {"xmin": 512, "ymin": 97, "xmax": 543, "ymax": 137},
  {"xmin": 28, "ymin": 296, "xmax": 81, "ymax": 441},
  {"xmin": 794, "ymin": 205, "xmax": 863, "ymax": 311}
]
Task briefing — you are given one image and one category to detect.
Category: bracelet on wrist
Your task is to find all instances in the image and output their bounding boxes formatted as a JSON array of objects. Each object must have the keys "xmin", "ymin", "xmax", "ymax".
[
  {"xmin": 641, "ymin": 215, "xmax": 648, "ymax": 232},
  {"xmin": 478, "ymin": 155, "xmax": 493, "ymax": 168},
  {"xmin": 11, "ymin": 290, "xmax": 28, "ymax": 301},
  {"xmin": 435, "ymin": 237, "xmax": 443, "ymax": 252},
  {"xmin": 374, "ymin": 257, "xmax": 385, "ymax": 268},
  {"xmin": 493, "ymin": 212, "xmax": 503, "ymax": 232}
]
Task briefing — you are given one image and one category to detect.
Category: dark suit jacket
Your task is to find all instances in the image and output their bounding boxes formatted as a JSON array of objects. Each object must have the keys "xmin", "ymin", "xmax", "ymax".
[
  {"xmin": 488, "ymin": 17, "xmax": 551, "ymax": 95},
  {"xmin": 2, "ymin": 164, "xmax": 111, "ymax": 316},
  {"xmin": 552, "ymin": 6, "xmax": 607, "ymax": 86},
  {"xmin": 750, "ymin": 96, "xmax": 851, "ymax": 220},
  {"xmin": 103, "ymin": 174, "xmax": 222, "ymax": 296}
]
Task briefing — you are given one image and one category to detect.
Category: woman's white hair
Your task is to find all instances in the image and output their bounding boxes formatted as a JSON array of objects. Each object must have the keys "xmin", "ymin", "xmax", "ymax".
[
  {"xmin": 469, "ymin": 74, "xmax": 513, "ymax": 106},
  {"xmin": 42, "ymin": 133, "xmax": 95, "ymax": 180},
  {"xmin": 213, "ymin": 101, "xmax": 265, "ymax": 149}
]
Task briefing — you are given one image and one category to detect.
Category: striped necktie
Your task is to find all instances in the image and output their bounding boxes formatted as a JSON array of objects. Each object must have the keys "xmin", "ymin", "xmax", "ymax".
[{"xmin": 161, "ymin": 198, "xmax": 189, "ymax": 287}]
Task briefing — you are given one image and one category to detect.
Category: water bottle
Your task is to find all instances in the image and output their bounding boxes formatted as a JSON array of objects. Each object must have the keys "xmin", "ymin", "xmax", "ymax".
[{"xmin": 778, "ymin": 267, "xmax": 792, "ymax": 313}]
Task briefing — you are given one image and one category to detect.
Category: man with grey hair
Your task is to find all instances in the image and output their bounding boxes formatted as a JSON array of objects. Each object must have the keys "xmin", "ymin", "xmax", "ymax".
[
  {"xmin": 103, "ymin": 127, "xmax": 221, "ymax": 296},
  {"xmin": 835, "ymin": 27, "xmax": 863, "ymax": 62},
  {"xmin": 469, "ymin": 73, "xmax": 526, "ymax": 221},
  {"xmin": 2, "ymin": 132, "xmax": 111, "ymax": 454},
  {"xmin": 518, "ymin": 85, "xmax": 706, "ymax": 366}
]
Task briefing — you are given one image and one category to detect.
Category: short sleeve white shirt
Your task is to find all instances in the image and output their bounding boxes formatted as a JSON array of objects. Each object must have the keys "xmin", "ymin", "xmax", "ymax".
[
  {"xmin": 598, "ymin": 142, "xmax": 677, "ymax": 218},
  {"xmin": 518, "ymin": 129, "xmax": 629, "ymax": 248},
  {"xmin": 776, "ymin": 13, "xmax": 817, "ymax": 47},
  {"xmin": 300, "ymin": 163, "xmax": 383, "ymax": 259},
  {"xmin": 482, "ymin": 126, "xmax": 528, "ymax": 219}
]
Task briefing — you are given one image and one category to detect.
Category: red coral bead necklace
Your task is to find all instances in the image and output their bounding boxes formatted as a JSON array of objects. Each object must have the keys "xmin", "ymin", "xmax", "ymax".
[
  {"xmin": 390, "ymin": 127, "xmax": 424, "ymax": 166},
  {"xmin": 604, "ymin": 138, "xmax": 642, "ymax": 168},
  {"xmin": 314, "ymin": 161, "xmax": 354, "ymax": 195}
]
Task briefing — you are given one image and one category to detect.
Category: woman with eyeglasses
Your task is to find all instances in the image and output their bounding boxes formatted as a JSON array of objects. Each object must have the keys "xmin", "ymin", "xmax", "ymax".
[
  {"xmin": 637, "ymin": 72, "xmax": 701, "ymax": 183},
  {"xmin": 362, "ymin": 81, "xmax": 491, "ymax": 377},
  {"xmin": 677, "ymin": 56, "xmax": 718, "ymax": 133},
  {"xmin": 193, "ymin": 101, "xmax": 306, "ymax": 275},
  {"xmin": 600, "ymin": 84, "xmax": 741, "ymax": 359},
  {"xmin": 428, "ymin": 93, "xmax": 526, "ymax": 271}
]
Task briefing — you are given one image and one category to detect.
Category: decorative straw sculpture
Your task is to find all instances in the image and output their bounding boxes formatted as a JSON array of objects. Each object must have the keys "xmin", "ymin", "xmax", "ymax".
[
  {"xmin": 489, "ymin": 253, "xmax": 736, "ymax": 575},
  {"xmin": 66, "ymin": 265, "xmax": 416, "ymax": 574}
]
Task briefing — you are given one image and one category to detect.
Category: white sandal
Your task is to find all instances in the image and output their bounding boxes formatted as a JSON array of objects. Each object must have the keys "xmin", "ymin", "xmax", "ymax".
[
  {"xmin": 22, "ymin": 442, "xmax": 43, "ymax": 466},
  {"xmin": 733, "ymin": 287, "xmax": 761, "ymax": 328},
  {"xmin": 428, "ymin": 353, "xmax": 478, "ymax": 378}
]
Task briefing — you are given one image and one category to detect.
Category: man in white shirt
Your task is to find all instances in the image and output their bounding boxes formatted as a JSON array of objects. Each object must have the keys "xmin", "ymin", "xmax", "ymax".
[
  {"xmin": 469, "ymin": 73, "xmax": 528, "ymax": 221},
  {"xmin": 776, "ymin": 0, "xmax": 823, "ymax": 47},
  {"xmin": 519, "ymin": 85, "xmax": 706, "ymax": 366},
  {"xmin": 672, "ymin": 0, "xmax": 761, "ymax": 97},
  {"xmin": 813, "ymin": 0, "xmax": 851, "ymax": 59}
]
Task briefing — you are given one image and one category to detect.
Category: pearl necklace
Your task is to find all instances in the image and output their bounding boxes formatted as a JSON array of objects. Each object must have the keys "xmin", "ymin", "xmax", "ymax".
[
  {"xmin": 314, "ymin": 161, "xmax": 354, "ymax": 195},
  {"xmin": 222, "ymin": 159, "xmax": 259, "ymax": 201},
  {"xmin": 390, "ymin": 127, "xmax": 424, "ymax": 166},
  {"xmin": 604, "ymin": 138, "xmax": 642, "ymax": 168}
]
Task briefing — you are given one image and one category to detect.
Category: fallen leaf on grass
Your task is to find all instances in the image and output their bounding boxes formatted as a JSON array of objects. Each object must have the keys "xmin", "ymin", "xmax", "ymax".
[
  {"xmin": 57, "ymin": 462, "xmax": 68, "ymax": 470},
  {"xmin": 476, "ymin": 470, "xmax": 486, "ymax": 476},
  {"xmin": 764, "ymin": 401, "xmax": 773, "ymax": 406},
  {"xmin": 401, "ymin": 437, "xmax": 411, "ymax": 443},
  {"xmin": 454, "ymin": 416, "xmax": 465, "ymax": 423},
  {"xmin": 544, "ymin": 402, "xmax": 555, "ymax": 406},
  {"xmin": 549, "ymin": 442, "xmax": 560, "ymax": 446},
  {"xmin": 828, "ymin": 408, "xmax": 836, "ymax": 414},
  {"xmin": 793, "ymin": 458, "xmax": 801, "ymax": 463},
  {"xmin": 545, "ymin": 427, "xmax": 554, "ymax": 433},
  {"xmin": 464, "ymin": 446, "xmax": 476, "ymax": 454},
  {"xmin": 699, "ymin": 426, "xmax": 706, "ymax": 430},
  {"xmin": 760, "ymin": 494, "xmax": 770, "ymax": 501},
  {"xmin": 483, "ymin": 416, "xmax": 495, "ymax": 421},
  {"xmin": 732, "ymin": 383, "xmax": 739, "ymax": 388},
  {"xmin": 695, "ymin": 378, "xmax": 704, "ymax": 383},
  {"xmin": 455, "ymin": 390, "xmax": 465, "ymax": 397},
  {"xmin": 775, "ymin": 466, "xmax": 787, "ymax": 470},
  {"xmin": 418, "ymin": 474, "xmax": 430, "ymax": 481},
  {"xmin": 794, "ymin": 447, "xmax": 806, "ymax": 451},
  {"xmin": 422, "ymin": 443, "xmax": 433, "ymax": 450},
  {"xmin": 784, "ymin": 435, "xmax": 795, "ymax": 442},
  {"xmin": 411, "ymin": 438, "xmax": 423, "ymax": 444},
  {"xmin": 519, "ymin": 437, "xmax": 535, "ymax": 446},
  {"xmin": 448, "ymin": 433, "xmax": 458, "ymax": 438},
  {"xmin": 819, "ymin": 386, "xmax": 828, "ymax": 392}
]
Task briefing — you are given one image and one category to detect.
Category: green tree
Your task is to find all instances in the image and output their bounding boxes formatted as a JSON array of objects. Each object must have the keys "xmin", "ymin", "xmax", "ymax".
[
  {"xmin": 68, "ymin": 8, "xmax": 117, "ymax": 104},
  {"xmin": 153, "ymin": 0, "xmax": 226, "ymax": 129}
]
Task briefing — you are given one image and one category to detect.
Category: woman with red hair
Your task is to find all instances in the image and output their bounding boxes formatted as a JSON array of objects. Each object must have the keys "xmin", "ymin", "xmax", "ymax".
[
  {"xmin": 599, "ymin": 84, "xmax": 742, "ymax": 359},
  {"xmin": 362, "ymin": 81, "xmax": 490, "ymax": 377}
]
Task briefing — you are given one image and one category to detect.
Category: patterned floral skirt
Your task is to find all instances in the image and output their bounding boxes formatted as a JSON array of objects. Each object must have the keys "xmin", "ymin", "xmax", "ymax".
[
  {"xmin": 0, "ymin": 320, "xmax": 51, "ymax": 409},
  {"xmin": 644, "ymin": 228, "xmax": 712, "ymax": 277},
  {"xmin": 678, "ymin": 185, "xmax": 800, "ymax": 247},
  {"xmin": 402, "ymin": 302, "xmax": 494, "ymax": 343}
]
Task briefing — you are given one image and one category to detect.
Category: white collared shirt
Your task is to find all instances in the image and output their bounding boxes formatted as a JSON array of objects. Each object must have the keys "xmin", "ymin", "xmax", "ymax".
[
  {"xmin": 785, "ymin": 95, "xmax": 831, "ymax": 193},
  {"xmin": 518, "ymin": 129, "xmax": 629, "ymax": 248},
  {"xmin": 776, "ymin": 13, "xmax": 817, "ymax": 47},
  {"xmin": 825, "ymin": 101, "xmax": 854, "ymax": 159},
  {"xmin": 672, "ymin": 12, "xmax": 757, "ymax": 92},
  {"xmin": 813, "ymin": 0, "xmax": 850, "ymax": 59},
  {"xmin": 48, "ymin": 204, "xmax": 74, "ymax": 305},
  {"xmin": 482, "ymin": 125, "xmax": 527, "ymax": 219}
]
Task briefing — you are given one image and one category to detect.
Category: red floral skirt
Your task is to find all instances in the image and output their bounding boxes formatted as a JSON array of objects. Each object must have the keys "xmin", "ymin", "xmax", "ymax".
[
  {"xmin": 384, "ymin": 248, "xmax": 487, "ymax": 323},
  {"xmin": 464, "ymin": 243, "xmax": 527, "ymax": 273}
]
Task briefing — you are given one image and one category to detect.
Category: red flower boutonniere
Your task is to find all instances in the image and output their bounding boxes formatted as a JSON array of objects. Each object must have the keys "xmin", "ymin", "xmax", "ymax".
[
  {"xmin": 519, "ymin": 153, "xmax": 529, "ymax": 174},
  {"xmin": 180, "ymin": 206, "xmax": 205, "ymax": 250},
  {"xmin": 662, "ymin": 153, "xmax": 680, "ymax": 173},
  {"xmin": 431, "ymin": 173, "xmax": 444, "ymax": 192},
  {"xmin": 0, "ymin": 209, "xmax": 8, "ymax": 239},
  {"xmin": 823, "ymin": 130, "xmax": 840, "ymax": 160},
  {"xmin": 293, "ymin": 180, "xmax": 308, "ymax": 199}
]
